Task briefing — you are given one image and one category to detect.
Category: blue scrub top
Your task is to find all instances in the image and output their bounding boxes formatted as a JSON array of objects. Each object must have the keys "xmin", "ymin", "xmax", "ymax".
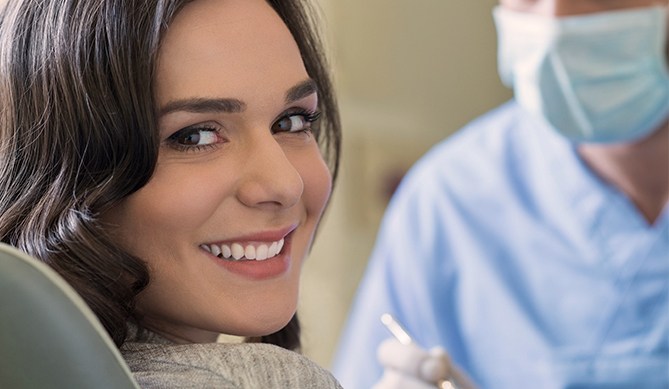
[{"xmin": 332, "ymin": 101, "xmax": 669, "ymax": 389}]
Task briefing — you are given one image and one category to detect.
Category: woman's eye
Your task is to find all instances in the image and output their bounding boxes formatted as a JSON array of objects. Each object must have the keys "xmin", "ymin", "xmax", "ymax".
[
  {"xmin": 272, "ymin": 111, "xmax": 321, "ymax": 134},
  {"xmin": 167, "ymin": 127, "xmax": 219, "ymax": 149}
]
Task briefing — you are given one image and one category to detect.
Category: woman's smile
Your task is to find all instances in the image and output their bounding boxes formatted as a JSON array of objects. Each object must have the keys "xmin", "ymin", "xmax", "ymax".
[
  {"xmin": 201, "ymin": 238, "xmax": 285, "ymax": 261},
  {"xmin": 200, "ymin": 224, "xmax": 298, "ymax": 280}
]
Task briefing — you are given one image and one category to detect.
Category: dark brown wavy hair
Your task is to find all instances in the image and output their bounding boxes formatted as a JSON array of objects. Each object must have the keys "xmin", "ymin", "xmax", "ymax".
[{"xmin": 0, "ymin": 0, "xmax": 340, "ymax": 351}]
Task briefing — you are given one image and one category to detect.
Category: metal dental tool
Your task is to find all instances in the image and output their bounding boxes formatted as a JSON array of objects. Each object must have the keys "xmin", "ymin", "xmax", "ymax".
[{"xmin": 380, "ymin": 313, "xmax": 459, "ymax": 389}]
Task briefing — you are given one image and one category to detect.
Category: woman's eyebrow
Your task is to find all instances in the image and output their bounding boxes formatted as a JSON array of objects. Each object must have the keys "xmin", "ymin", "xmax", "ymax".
[
  {"xmin": 159, "ymin": 79, "xmax": 316, "ymax": 116},
  {"xmin": 285, "ymin": 79, "xmax": 318, "ymax": 104},
  {"xmin": 159, "ymin": 98, "xmax": 246, "ymax": 116}
]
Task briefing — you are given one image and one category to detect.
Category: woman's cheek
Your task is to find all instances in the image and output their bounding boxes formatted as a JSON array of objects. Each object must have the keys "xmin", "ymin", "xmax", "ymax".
[{"xmin": 299, "ymin": 149, "xmax": 332, "ymax": 218}]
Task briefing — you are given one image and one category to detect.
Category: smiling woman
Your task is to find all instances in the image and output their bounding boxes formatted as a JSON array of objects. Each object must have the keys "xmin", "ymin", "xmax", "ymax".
[{"xmin": 0, "ymin": 0, "xmax": 341, "ymax": 387}]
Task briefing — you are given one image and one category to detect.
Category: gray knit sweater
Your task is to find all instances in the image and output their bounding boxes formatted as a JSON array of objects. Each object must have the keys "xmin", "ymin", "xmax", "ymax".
[{"xmin": 120, "ymin": 328, "xmax": 343, "ymax": 389}]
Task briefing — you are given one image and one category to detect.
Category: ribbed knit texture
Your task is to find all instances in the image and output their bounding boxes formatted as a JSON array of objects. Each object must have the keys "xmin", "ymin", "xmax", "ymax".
[{"xmin": 121, "ymin": 327, "xmax": 343, "ymax": 389}]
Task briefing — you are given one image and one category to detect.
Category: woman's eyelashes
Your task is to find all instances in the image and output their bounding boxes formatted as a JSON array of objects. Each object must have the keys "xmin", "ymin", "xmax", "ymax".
[
  {"xmin": 271, "ymin": 109, "xmax": 321, "ymax": 135},
  {"xmin": 166, "ymin": 124, "xmax": 222, "ymax": 152}
]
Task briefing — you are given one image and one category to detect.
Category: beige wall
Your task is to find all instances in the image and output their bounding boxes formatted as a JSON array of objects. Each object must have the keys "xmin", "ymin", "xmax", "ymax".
[{"xmin": 299, "ymin": 0, "xmax": 512, "ymax": 367}]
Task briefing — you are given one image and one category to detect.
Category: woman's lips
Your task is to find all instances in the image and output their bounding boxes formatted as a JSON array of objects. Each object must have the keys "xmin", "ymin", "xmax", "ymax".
[
  {"xmin": 200, "ymin": 226, "xmax": 296, "ymax": 280},
  {"xmin": 200, "ymin": 238, "xmax": 285, "ymax": 261}
]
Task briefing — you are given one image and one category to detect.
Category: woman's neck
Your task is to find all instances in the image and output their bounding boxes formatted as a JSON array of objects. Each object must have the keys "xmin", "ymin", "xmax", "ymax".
[{"xmin": 578, "ymin": 123, "xmax": 669, "ymax": 225}]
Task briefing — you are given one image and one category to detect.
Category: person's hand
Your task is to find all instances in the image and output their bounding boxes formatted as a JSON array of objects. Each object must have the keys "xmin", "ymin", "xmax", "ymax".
[{"xmin": 372, "ymin": 338, "xmax": 477, "ymax": 389}]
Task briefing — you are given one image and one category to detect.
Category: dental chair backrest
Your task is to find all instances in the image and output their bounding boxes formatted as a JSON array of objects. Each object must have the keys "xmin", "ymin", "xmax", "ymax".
[{"xmin": 0, "ymin": 243, "xmax": 140, "ymax": 389}]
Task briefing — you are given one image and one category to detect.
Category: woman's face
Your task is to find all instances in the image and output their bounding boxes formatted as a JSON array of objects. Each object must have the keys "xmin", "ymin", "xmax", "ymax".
[{"xmin": 106, "ymin": 0, "xmax": 332, "ymax": 343}]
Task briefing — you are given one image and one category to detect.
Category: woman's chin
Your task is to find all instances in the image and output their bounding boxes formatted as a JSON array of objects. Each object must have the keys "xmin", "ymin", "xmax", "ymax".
[{"xmin": 225, "ymin": 310, "xmax": 296, "ymax": 338}]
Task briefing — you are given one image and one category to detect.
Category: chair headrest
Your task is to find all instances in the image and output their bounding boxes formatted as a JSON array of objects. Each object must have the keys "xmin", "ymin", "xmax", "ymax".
[{"xmin": 0, "ymin": 243, "xmax": 139, "ymax": 389}]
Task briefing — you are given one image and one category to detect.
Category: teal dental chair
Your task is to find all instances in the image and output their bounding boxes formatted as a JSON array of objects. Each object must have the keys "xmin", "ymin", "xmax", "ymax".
[{"xmin": 0, "ymin": 243, "xmax": 140, "ymax": 388}]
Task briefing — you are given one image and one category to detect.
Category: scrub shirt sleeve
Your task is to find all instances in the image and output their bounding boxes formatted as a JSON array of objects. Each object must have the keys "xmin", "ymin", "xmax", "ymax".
[{"xmin": 332, "ymin": 157, "xmax": 462, "ymax": 389}]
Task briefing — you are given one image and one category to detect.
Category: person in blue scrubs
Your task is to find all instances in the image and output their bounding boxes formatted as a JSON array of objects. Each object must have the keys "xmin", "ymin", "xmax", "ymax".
[{"xmin": 333, "ymin": 0, "xmax": 669, "ymax": 388}]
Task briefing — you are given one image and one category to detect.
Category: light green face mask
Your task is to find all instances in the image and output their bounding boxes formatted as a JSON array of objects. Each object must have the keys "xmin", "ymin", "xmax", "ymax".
[{"xmin": 494, "ymin": 5, "xmax": 669, "ymax": 144}]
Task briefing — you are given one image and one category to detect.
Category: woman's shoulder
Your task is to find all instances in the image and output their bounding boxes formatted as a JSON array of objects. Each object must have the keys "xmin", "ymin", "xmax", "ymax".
[{"xmin": 121, "ymin": 339, "xmax": 343, "ymax": 389}]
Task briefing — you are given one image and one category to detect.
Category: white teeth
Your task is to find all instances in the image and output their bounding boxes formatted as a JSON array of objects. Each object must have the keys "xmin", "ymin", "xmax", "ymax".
[
  {"xmin": 267, "ymin": 242, "xmax": 279, "ymax": 258},
  {"xmin": 204, "ymin": 238, "xmax": 286, "ymax": 261},
  {"xmin": 221, "ymin": 245, "xmax": 232, "ymax": 259},
  {"xmin": 244, "ymin": 245, "xmax": 256, "ymax": 260},
  {"xmin": 210, "ymin": 245, "xmax": 221, "ymax": 257},
  {"xmin": 231, "ymin": 243, "xmax": 244, "ymax": 260},
  {"xmin": 256, "ymin": 244, "xmax": 269, "ymax": 260},
  {"xmin": 268, "ymin": 241, "xmax": 278, "ymax": 257}
]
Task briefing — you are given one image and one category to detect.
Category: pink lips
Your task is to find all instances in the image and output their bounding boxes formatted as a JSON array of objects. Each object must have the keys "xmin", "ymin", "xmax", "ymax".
[{"xmin": 204, "ymin": 225, "xmax": 296, "ymax": 280}]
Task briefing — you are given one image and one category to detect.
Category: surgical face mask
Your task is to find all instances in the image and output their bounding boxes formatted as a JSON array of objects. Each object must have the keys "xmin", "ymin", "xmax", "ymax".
[{"xmin": 493, "ymin": 6, "xmax": 669, "ymax": 143}]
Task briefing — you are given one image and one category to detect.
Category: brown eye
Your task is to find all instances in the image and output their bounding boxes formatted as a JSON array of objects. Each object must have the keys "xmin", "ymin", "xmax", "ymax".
[
  {"xmin": 169, "ymin": 127, "xmax": 218, "ymax": 146},
  {"xmin": 180, "ymin": 130, "xmax": 201, "ymax": 145},
  {"xmin": 273, "ymin": 115, "xmax": 307, "ymax": 133},
  {"xmin": 272, "ymin": 111, "xmax": 321, "ymax": 134}
]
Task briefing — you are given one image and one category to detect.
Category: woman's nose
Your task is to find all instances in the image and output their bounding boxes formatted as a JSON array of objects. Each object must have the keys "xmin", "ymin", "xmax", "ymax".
[{"xmin": 235, "ymin": 135, "xmax": 304, "ymax": 210}]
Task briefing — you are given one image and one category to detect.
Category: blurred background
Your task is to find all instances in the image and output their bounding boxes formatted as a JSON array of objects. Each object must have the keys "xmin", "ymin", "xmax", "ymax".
[{"xmin": 299, "ymin": 0, "xmax": 512, "ymax": 368}]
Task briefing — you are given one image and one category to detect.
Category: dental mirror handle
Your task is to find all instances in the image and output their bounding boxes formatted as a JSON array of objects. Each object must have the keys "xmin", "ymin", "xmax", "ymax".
[{"xmin": 380, "ymin": 313, "xmax": 460, "ymax": 389}]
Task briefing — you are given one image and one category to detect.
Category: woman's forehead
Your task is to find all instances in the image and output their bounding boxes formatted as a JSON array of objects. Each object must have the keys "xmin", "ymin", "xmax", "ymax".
[{"xmin": 155, "ymin": 0, "xmax": 308, "ymax": 109}]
